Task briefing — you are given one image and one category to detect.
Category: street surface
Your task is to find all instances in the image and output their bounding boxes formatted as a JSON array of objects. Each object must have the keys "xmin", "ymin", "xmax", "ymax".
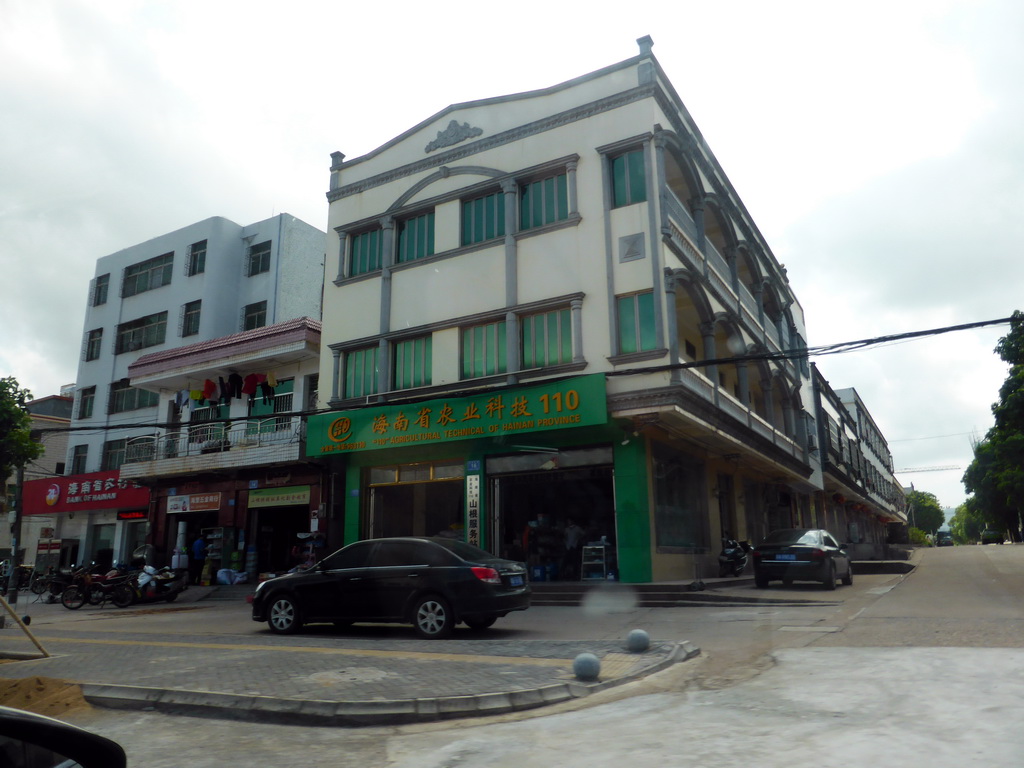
[{"xmin": 7, "ymin": 544, "xmax": 1024, "ymax": 766}]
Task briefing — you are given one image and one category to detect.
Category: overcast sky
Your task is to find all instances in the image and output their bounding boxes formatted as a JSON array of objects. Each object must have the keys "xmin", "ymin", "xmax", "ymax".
[{"xmin": 3, "ymin": 0, "xmax": 1020, "ymax": 511}]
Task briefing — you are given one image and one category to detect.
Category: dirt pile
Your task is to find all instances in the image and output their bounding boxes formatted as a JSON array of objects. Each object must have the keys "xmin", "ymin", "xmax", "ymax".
[{"xmin": 0, "ymin": 677, "xmax": 91, "ymax": 718}]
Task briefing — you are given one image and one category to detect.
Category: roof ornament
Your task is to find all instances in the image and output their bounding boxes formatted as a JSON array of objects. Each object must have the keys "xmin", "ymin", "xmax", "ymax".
[{"xmin": 425, "ymin": 119, "xmax": 483, "ymax": 153}]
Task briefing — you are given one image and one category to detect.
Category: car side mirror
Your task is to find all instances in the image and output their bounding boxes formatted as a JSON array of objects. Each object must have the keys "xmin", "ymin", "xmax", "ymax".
[{"xmin": 0, "ymin": 705, "xmax": 126, "ymax": 767}]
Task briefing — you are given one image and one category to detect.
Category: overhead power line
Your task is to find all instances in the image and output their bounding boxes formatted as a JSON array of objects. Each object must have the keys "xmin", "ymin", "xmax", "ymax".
[{"xmin": 895, "ymin": 466, "xmax": 962, "ymax": 473}]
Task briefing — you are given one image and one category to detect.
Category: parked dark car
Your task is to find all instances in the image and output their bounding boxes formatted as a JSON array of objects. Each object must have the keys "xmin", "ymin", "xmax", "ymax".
[
  {"xmin": 252, "ymin": 537, "xmax": 530, "ymax": 638},
  {"xmin": 935, "ymin": 531, "xmax": 954, "ymax": 546},
  {"xmin": 980, "ymin": 529, "xmax": 1003, "ymax": 545},
  {"xmin": 752, "ymin": 528, "xmax": 853, "ymax": 590}
]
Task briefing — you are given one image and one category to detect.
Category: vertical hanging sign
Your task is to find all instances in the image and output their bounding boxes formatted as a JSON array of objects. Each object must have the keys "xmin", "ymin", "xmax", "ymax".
[{"xmin": 465, "ymin": 474, "xmax": 481, "ymax": 547}]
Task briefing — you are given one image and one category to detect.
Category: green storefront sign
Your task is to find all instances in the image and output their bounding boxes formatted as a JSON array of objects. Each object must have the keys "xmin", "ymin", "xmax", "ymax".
[{"xmin": 307, "ymin": 374, "xmax": 607, "ymax": 455}]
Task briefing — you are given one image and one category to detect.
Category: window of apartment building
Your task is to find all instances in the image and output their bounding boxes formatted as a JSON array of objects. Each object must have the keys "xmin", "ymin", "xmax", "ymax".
[
  {"xmin": 611, "ymin": 149, "xmax": 647, "ymax": 207},
  {"xmin": 84, "ymin": 328, "xmax": 103, "ymax": 361},
  {"xmin": 108, "ymin": 379, "xmax": 159, "ymax": 414},
  {"xmin": 115, "ymin": 311, "xmax": 168, "ymax": 353},
  {"xmin": 345, "ymin": 346, "xmax": 379, "ymax": 399},
  {"xmin": 461, "ymin": 191, "xmax": 506, "ymax": 246},
  {"xmin": 396, "ymin": 211, "xmax": 435, "ymax": 263},
  {"xmin": 122, "ymin": 252, "xmax": 174, "ymax": 297},
  {"xmin": 181, "ymin": 300, "xmax": 202, "ymax": 337},
  {"xmin": 616, "ymin": 291, "xmax": 656, "ymax": 354},
  {"xmin": 393, "ymin": 336, "xmax": 432, "ymax": 390},
  {"xmin": 462, "ymin": 320, "xmax": 507, "ymax": 379},
  {"xmin": 243, "ymin": 301, "xmax": 267, "ymax": 331},
  {"xmin": 186, "ymin": 239, "xmax": 207, "ymax": 276},
  {"xmin": 521, "ymin": 308, "xmax": 572, "ymax": 368},
  {"xmin": 78, "ymin": 386, "xmax": 96, "ymax": 419},
  {"xmin": 71, "ymin": 445, "xmax": 88, "ymax": 475},
  {"xmin": 91, "ymin": 274, "xmax": 110, "ymax": 306},
  {"xmin": 247, "ymin": 240, "xmax": 272, "ymax": 276},
  {"xmin": 101, "ymin": 438, "xmax": 127, "ymax": 471},
  {"xmin": 349, "ymin": 229, "xmax": 383, "ymax": 276},
  {"xmin": 520, "ymin": 172, "xmax": 568, "ymax": 231}
]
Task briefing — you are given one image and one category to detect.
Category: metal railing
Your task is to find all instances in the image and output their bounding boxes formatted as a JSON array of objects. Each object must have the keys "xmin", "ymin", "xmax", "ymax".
[{"xmin": 124, "ymin": 417, "xmax": 305, "ymax": 464}]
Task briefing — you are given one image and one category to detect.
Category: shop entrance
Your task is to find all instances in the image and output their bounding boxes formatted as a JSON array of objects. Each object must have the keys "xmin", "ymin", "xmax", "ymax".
[
  {"xmin": 490, "ymin": 465, "xmax": 615, "ymax": 582},
  {"xmin": 365, "ymin": 460, "xmax": 466, "ymax": 539},
  {"xmin": 254, "ymin": 506, "xmax": 311, "ymax": 574}
]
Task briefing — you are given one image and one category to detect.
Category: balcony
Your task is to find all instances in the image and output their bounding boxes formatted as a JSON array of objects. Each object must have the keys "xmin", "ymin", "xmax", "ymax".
[{"xmin": 119, "ymin": 417, "xmax": 306, "ymax": 481}]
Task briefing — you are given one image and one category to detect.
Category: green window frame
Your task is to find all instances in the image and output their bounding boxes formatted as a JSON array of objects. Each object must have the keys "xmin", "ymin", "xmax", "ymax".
[
  {"xmin": 85, "ymin": 328, "xmax": 103, "ymax": 361},
  {"xmin": 243, "ymin": 301, "xmax": 267, "ymax": 331},
  {"xmin": 520, "ymin": 173, "xmax": 568, "ymax": 230},
  {"xmin": 612, "ymin": 149, "xmax": 647, "ymax": 207},
  {"xmin": 71, "ymin": 445, "xmax": 88, "ymax": 475},
  {"xmin": 182, "ymin": 300, "xmax": 201, "ymax": 337},
  {"xmin": 108, "ymin": 380, "xmax": 159, "ymax": 414},
  {"xmin": 122, "ymin": 253, "xmax": 174, "ymax": 297},
  {"xmin": 521, "ymin": 308, "xmax": 572, "ymax": 369},
  {"xmin": 345, "ymin": 346, "xmax": 379, "ymax": 399},
  {"xmin": 115, "ymin": 311, "xmax": 168, "ymax": 354},
  {"xmin": 350, "ymin": 229, "xmax": 382, "ymax": 276},
  {"xmin": 92, "ymin": 274, "xmax": 109, "ymax": 306},
  {"xmin": 393, "ymin": 336, "xmax": 432, "ymax": 390},
  {"xmin": 247, "ymin": 241, "xmax": 272, "ymax": 276},
  {"xmin": 78, "ymin": 386, "xmax": 95, "ymax": 419},
  {"xmin": 397, "ymin": 212, "xmax": 435, "ymax": 263},
  {"xmin": 187, "ymin": 240, "xmax": 207, "ymax": 276},
  {"xmin": 461, "ymin": 191, "xmax": 506, "ymax": 245},
  {"xmin": 617, "ymin": 291, "xmax": 657, "ymax": 354},
  {"xmin": 101, "ymin": 439, "xmax": 127, "ymax": 471},
  {"xmin": 462, "ymin": 321, "xmax": 507, "ymax": 379}
]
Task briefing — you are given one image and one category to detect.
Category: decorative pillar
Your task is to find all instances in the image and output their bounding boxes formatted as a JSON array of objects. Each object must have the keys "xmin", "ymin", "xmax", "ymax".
[
  {"xmin": 331, "ymin": 349, "xmax": 343, "ymax": 402},
  {"xmin": 700, "ymin": 321, "xmax": 717, "ymax": 385},
  {"xmin": 736, "ymin": 360, "xmax": 750, "ymax": 407},
  {"xmin": 335, "ymin": 231, "xmax": 348, "ymax": 282},
  {"xmin": 502, "ymin": 178, "xmax": 519, "ymax": 309},
  {"xmin": 664, "ymin": 274, "xmax": 681, "ymax": 384},
  {"xmin": 570, "ymin": 298, "xmax": 585, "ymax": 364},
  {"xmin": 566, "ymin": 159, "xmax": 579, "ymax": 218}
]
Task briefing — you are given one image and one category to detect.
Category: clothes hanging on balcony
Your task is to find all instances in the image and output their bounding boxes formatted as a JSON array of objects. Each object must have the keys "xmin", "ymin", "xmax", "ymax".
[
  {"xmin": 228, "ymin": 373, "xmax": 243, "ymax": 398},
  {"xmin": 241, "ymin": 374, "xmax": 259, "ymax": 396},
  {"xmin": 259, "ymin": 381, "xmax": 274, "ymax": 405},
  {"xmin": 202, "ymin": 379, "xmax": 218, "ymax": 401},
  {"xmin": 267, "ymin": 371, "xmax": 278, "ymax": 387}
]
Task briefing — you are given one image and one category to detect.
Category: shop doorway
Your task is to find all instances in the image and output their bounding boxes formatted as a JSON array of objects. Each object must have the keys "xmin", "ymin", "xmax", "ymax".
[
  {"xmin": 490, "ymin": 466, "xmax": 614, "ymax": 581},
  {"xmin": 255, "ymin": 506, "xmax": 311, "ymax": 574},
  {"xmin": 365, "ymin": 460, "xmax": 466, "ymax": 540}
]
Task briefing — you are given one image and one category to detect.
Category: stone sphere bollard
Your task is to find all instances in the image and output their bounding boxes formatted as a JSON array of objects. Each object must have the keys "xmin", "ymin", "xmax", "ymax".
[
  {"xmin": 626, "ymin": 628, "xmax": 650, "ymax": 652},
  {"xmin": 573, "ymin": 652, "xmax": 601, "ymax": 681}
]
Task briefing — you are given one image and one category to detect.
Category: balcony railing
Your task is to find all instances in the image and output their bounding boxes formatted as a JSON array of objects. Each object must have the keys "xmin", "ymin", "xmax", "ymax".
[{"xmin": 124, "ymin": 417, "xmax": 305, "ymax": 464}]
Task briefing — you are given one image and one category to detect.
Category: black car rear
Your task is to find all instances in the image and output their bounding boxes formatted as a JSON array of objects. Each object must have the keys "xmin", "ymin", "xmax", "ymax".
[
  {"xmin": 752, "ymin": 528, "xmax": 853, "ymax": 590},
  {"xmin": 252, "ymin": 537, "xmax": 530, "ymax": 638}
]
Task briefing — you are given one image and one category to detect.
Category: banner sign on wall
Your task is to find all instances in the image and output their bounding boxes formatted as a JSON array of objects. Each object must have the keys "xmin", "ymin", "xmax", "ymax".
[
  {"xmin": 23, "ymin": 471, "xmax": 149, "ymax": 515},
  {"xmin": 167, "ymin": 493, "xmax": 222, "ymax": 513},
  {"xmin": 248, "ymin": 486, "xmax": 311, "ymax": 508},
  {"xmin": 307, "ymin": 374, "xmax": 608, "ymax": 456}
]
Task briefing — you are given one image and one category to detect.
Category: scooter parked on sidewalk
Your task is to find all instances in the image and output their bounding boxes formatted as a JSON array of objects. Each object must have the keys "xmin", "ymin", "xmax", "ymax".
[
  {"xmin": 718, "ymin": 537, "xmax": 751, "ymax": 577},
  {"xmin": 120, "ymin": 547, "xmax": 189, "ymax": 605}
]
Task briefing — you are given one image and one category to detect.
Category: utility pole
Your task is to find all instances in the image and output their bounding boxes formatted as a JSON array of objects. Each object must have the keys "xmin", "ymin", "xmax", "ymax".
[{"xmin": 0, "ymin": 465, "xmax": 24, "ymax": 629}]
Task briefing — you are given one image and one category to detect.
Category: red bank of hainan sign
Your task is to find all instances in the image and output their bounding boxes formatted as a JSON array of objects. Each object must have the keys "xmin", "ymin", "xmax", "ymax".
[{"xmin": 23, "ymin": 471, "xmax": 150, "ymax": 515}]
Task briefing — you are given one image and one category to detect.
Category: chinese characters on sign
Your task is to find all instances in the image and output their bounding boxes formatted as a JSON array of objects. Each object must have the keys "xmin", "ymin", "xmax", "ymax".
[
  {"xmin": 308, "ymin": 374, "xmax": 607, "ymax": 455},
  {"xmin": 465, "ymin": 474, "xmax": 481, "ymax": 547}
]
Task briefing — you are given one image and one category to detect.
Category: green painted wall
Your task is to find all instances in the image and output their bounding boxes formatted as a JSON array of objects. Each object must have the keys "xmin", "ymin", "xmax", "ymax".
[{"xmin": 612, "ymin": 436, "xmax": 652, "ymax": 583}]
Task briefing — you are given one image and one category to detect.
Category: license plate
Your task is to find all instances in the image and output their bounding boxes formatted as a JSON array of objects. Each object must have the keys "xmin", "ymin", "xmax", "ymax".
[
  {"xmin": 509, "ymin": 575, "xmax": 524, "ymax": 586},
  {"xmin": 776, "ymin": 554, "xmax": 797, "ymax": 561}
]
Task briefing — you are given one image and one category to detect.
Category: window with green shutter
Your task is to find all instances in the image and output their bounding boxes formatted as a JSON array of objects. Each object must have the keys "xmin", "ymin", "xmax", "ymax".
[
  {"xmin": 350, "ymin": 229, "xmax": 382, "ymax": 276},
  {"xmin": 521, "ymin": 309, "xmax": 572, "ymax": 368},
  {"xmin": 397, "ymin": 212, "xmax": 435, "ymax": 263},
  {"xmin": 617, "ymin": 291, "xmax": 657, "ymax": 354},
  {"xmin": 520, "ymin": 173, "xmax": 568, "ymax": 230},
  {"xmin": 393, "ymin": 336, "xmax": 432, "ymax": 390},
  {"xmin": 461, "ymin": 321, "xmax": 507, "ymax": 379},
  {"xmin": 461, "ymin": 191, "xmax": 506, "ymax": 245},
  {"xmin": 345, "ymin": 346, "xmax": 380, "ymax": 398},
  {"xmin": 612, "ymin": 149, "xmax": 647, "ymax": 207}
]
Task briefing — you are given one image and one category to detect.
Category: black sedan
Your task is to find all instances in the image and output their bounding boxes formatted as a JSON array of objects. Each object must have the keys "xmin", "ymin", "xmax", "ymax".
[
  {"xmin": 252, "ymin": 537, "xmax": 530, "ymax": 638},
  {"xmin": 752, "ymin": 528, "xmax": 853, "ymax": 590}
]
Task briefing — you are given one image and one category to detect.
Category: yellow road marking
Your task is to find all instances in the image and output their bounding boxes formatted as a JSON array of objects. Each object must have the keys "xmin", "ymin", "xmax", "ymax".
[{"xmin": 29, "ymin": 635, "xmax": 573, "ymax": 667}]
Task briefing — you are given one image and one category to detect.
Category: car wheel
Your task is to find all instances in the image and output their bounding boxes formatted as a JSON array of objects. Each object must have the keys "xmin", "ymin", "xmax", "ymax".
[
  {"xmin": 268, "ymin": 595, "xmax": 302, "ymax": 634},
  {"xmin": 754, "ymin": 574, "xmax": 769, "ymax": 589},
  {"xmin": 841, "ymin": 564, "xmax": 853, "ymax": 586},
  {"xmin": 464, "ymin": 616, "xmax": 497, "ymax": 630},
  {"xmin": 112, "ymin": 584, "xmax": 135, "ymax": 608},
  {"xmin": 61, "ymin": 586, "xmax": 86, "ymax": 610},
  {"xmin": 822, "ymin": 562, "xmax": 837, "ymax": 590},
  {"xmin": 412, "ymin": 595, "xmax": 454, "ymax": 639}
]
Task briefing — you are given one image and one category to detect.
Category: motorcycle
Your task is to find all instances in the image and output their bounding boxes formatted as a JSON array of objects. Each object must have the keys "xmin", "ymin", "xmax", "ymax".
[
  {"xmin": 718, "ymin": 538, "xmax": 751, "ymax": 577},
  {"xmin": 122, "ymin": 565, "xmax": 189, "ymax": 605}
]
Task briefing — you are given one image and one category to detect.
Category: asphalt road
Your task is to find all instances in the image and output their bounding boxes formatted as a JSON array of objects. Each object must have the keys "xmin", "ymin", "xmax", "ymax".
[{"xmin": 10, "ymin": 544, "xmax": 1024, "ymax": 767}]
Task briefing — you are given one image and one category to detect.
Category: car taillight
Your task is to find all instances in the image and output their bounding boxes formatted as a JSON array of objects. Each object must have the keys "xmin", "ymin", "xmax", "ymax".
[
  {"xmin": 471, "ymin": 567, "xmax": 502, "ymax": 585},
  {"xmin": 809, "ymin": 549, "xmax": 825, "ymax": 560}
]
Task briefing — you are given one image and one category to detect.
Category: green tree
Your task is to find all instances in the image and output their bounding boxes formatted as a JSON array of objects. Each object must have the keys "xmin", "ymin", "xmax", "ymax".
[
  {"xmin": 905, "ymin": 489, "xmax": 944, "ymax": 535},
  {"xmin": 963, "ymin": 310, "xmax": 1024, "ymax": 540},
  {"xmin": 0, "ymin": 377, "xmax": 43, "ymax": 482},
  {"xmin": 948, "ymin": 499, "xmax": 984, "ymax": 544}
]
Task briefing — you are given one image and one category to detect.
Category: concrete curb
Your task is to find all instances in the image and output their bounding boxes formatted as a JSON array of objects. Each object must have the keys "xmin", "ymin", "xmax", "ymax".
[{"xmin": 79, "ymin": 640, "xmax": 701, "ymax": 727}]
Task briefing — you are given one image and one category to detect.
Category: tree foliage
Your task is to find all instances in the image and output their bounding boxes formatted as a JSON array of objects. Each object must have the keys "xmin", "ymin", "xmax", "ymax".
[
  {"xmin": 948, "ymin": 500, "xmax": 985, "ymax": 544},
  {"xmin": 0, "ymin": 377, "xmax": 43, "ymax": 481},
  {"xmin": 962, "ymin": 310, "xmax": 1024, "ymax": 540},
  {"xmin": 905, "ymin": 489, "xmax": 944, "ymax": 534}
]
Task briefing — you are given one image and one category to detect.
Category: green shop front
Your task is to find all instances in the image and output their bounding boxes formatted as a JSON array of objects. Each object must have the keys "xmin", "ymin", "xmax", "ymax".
[{"xmin": 306, "ymin": 374, "xmax": 654, "ymax": 583}]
